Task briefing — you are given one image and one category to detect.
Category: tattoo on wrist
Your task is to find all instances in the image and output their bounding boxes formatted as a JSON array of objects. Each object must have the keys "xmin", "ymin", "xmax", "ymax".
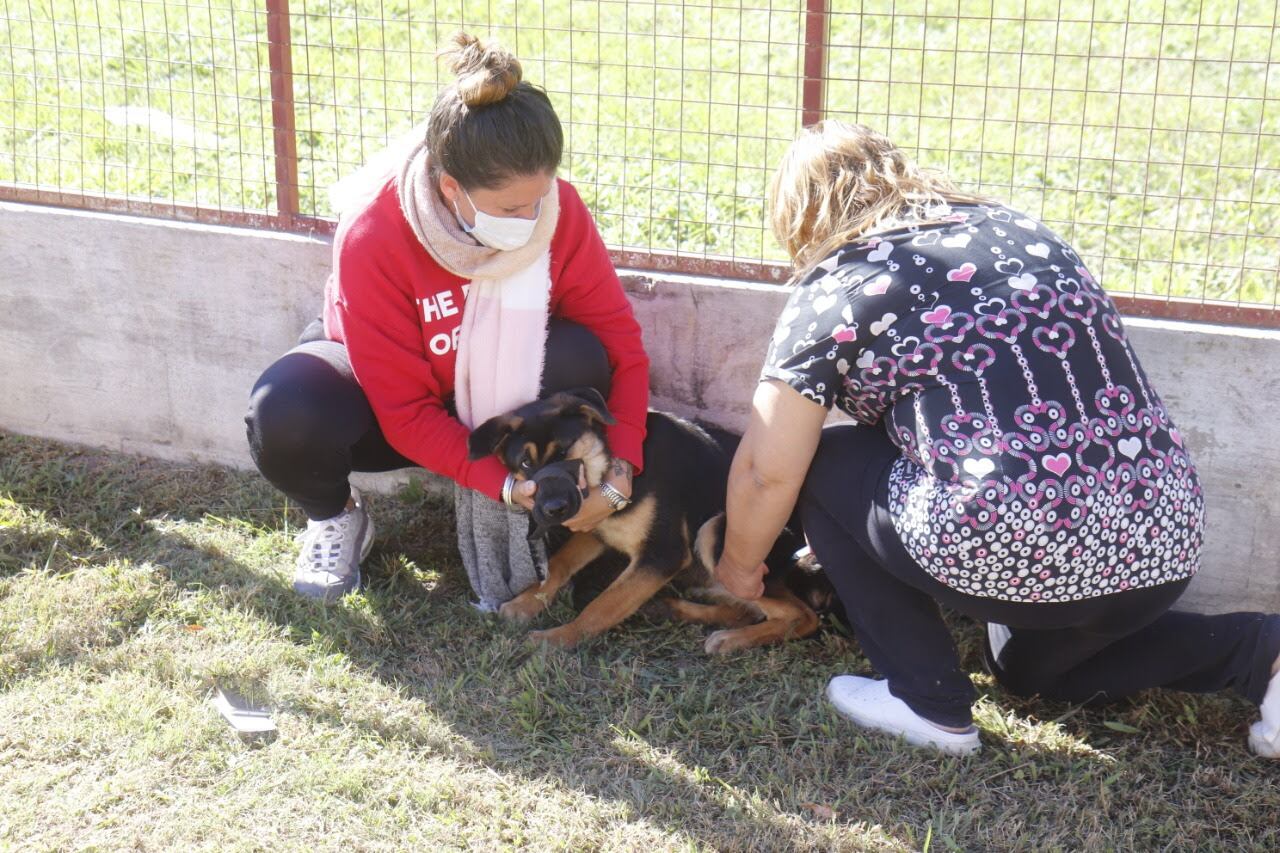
[{"xmin": 610, "ymin": 459, "xmax": 633, "ymax": 480}]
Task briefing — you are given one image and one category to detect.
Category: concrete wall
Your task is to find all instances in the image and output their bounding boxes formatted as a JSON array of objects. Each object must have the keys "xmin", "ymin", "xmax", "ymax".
[
  {"xmin": 0, "ymin": 204, "xmax": 324, "ymax": 467},
  {"xmin": 3, "ymin": 201, "xmax": 1278, "ymax": 614}
]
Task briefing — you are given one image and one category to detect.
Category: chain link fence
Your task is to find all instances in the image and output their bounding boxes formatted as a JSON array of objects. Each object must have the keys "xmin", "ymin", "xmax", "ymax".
[{"xmin": 2, "ymin": 0, "xmax": 1278, "ymax": 321}]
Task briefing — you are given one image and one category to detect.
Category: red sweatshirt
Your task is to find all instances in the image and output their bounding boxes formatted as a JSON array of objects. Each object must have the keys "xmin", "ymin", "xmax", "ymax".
[{"xmin": 323, "ymin": 176, "xmax": 650, "ymax": 501}]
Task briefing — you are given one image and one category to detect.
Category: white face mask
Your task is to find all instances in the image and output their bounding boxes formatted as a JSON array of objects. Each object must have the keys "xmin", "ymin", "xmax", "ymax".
[{"xmin": 453, "ymin": 188, "xmax": 541, "ymax": 251}]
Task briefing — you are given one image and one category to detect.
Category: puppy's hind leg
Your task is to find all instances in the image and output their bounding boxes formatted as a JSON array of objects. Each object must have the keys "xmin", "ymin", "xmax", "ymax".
[
  {"xmin": 500, "ymin": 532, "xmax": 605, "ymax": 623},
  {"xmin": 660, "ymin": 598, "xmax": 757, "ymax": 629},
  {"xmin": 703, "ymin": 587, "xmax": 820, "ymax": 655}
]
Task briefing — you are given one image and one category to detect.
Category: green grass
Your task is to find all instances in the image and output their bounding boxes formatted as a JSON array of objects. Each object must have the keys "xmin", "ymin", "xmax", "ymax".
[
  {"xmin": 2, "ymin": 428, "xmax": 1279, "ymax": 850},
  {"xmin": 2, "ymin": 0, "xmax": 1278, "ymax": 304}
]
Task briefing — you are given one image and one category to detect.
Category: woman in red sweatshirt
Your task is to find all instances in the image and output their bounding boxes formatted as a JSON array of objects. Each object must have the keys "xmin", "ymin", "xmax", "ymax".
[{"xmin": 245, "ymin": 34, "xmax": 649, "ymax": 605}]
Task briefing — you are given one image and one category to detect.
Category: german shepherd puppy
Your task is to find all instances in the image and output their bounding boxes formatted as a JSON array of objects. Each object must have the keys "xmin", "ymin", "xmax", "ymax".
[{"xmin": 467, "ymin": 388, "xmax": 828, "ymax": 653}]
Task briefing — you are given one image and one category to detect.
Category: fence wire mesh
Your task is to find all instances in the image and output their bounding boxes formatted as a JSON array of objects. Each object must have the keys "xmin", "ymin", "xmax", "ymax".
[
  {"xmin": 286, "ymin": 0, "xmax": 807, "ymax": 274},
  {"xmin": 823, "ymin": 0, "xmax": 1280, "ymax": 312},
  {"xmin": 2, "ymin": 0, "xmax": 277, "ymax": 214},
  {"xmin": 2, "ymin": 0, "xmax": 1278, "ymax": 318}
]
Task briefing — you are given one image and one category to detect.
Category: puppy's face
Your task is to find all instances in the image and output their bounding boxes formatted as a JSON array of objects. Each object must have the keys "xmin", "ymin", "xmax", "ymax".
[
  {"xmin": 789, "ymin": 549, "xmax": 838, "ymax": 614},
  {"xmin": 468, "ymin": 388, "xmax": 616, "ymax": 529}
]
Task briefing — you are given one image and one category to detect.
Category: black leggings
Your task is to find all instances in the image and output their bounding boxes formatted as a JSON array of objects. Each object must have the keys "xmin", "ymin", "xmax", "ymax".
[
  {"xmin": 245, "ymin": 318, "xmax": 611, "ymax": 520},
  {"xmin": 799, "ymin": 422, "xmax": 1280, "ymax": 728}
]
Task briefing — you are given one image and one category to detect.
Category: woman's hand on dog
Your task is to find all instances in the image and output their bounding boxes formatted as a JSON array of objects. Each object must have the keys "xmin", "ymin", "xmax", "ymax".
[
  {"xmin": 511, "ymin": 479, "xmax": 538, "ymax": 512},
  {"xmin": 564, "ymin": 489, "xmax": 614, "ymax": 532},
  {"xmin": 564, "ymin": 462, "xmax": 631, "ymax": 533},
  {"xmin": 511, "ymin": 463, "xmax": 631, "ymax": 532},
  {"xmin": 713, "ymin": 556, "xmax": 768, "ymax": 600}
]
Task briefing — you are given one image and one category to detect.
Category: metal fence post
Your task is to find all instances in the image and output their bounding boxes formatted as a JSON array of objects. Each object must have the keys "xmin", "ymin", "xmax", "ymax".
[
  {"xmin": 266, "ymin": 0, "xmax": 300, "ymax": 220},
  {"xmin": 802, "ymin": 0, "xmax": 828, "ymax": 127}
]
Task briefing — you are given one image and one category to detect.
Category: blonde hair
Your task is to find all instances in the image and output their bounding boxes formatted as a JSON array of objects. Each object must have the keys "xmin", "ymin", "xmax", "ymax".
[{"xmin": 768, "ymin": 121, "xmax": 989, "ymax": 280}]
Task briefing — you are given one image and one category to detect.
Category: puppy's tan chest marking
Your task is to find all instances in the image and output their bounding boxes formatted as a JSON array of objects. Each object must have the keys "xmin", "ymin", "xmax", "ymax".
[{"xmin": 596, "ymin": 494, "xmax": 657, "ymax": 555}]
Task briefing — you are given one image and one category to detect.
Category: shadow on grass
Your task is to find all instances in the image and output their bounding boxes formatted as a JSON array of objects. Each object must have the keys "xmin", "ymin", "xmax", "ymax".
[
  {"xmin": 3, "ymin": 432, "xmax": 1276, "ymax": 850},
  {"xmin": 1, "ymin": 434, "xmax": 844, "ymax": 846}
]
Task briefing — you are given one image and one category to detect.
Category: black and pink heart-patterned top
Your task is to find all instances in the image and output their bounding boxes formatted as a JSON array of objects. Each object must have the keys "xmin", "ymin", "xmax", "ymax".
[{"xmin": 763, "ymin": 203, "xmax": 1204, "ymax": 602}]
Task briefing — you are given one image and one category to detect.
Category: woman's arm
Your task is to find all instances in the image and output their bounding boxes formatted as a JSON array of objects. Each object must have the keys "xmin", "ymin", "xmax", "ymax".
[
  {"xmin": 714, "ymin": 379, "xmax": 828, "ymax": 599},
  {"xmin": 549, "ymin": 181, "xmax": 650, "ymax": 476},
  {"xmin": 549, "ymin": 180, "xmax": 650, "ymax": 530}
]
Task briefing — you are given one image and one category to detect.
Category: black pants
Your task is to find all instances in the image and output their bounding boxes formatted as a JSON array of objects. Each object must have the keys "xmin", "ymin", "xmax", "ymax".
[
  {"xmin": 245, "ymin": 318, "xmax": 612, "ymax": 521},
  {"xmin": 799, "ymin": 422, "xmax": 1280, "ymax": 728}
]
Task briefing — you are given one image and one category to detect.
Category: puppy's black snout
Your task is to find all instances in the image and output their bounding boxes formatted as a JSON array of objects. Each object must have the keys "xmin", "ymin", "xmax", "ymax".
[
  {"xmin": 526, "ymin": 459, "xmax": 589, "ymax": 542},
  {"xmin": 542, "ymin": 495, "xmax": 571, "ymax": 518}
]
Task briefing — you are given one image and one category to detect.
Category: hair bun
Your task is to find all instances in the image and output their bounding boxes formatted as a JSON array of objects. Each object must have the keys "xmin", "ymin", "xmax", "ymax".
[{"xmin": 444, "ymin": 32, "xmax": 523, "ymax": 107}]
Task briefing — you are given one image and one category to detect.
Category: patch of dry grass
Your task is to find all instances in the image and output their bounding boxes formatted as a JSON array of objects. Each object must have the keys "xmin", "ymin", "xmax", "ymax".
[{"xmin": 1, "ymin": 430, "xmax": 1277, "ymax": 851}]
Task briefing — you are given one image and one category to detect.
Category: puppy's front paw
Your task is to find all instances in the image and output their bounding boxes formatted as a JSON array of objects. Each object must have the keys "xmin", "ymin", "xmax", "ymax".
[
  {"xmin": 704, "ymin": 629, "xmax": 750, "ymax": 655},
  {"xmin": 528, "ymin": 625, "xmax": 581, "ymax": 649},
  {"xmin": 499, "ymin": 592, "xmax": 546, "ymax": 623}
]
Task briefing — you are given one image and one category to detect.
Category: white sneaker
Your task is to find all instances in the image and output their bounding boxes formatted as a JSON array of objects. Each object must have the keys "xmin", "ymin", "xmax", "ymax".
[
  {"xmin": 825, "ymin": 675, "xmax": 980, "ymax": 755},
  {"xmin": 1248, "ymin": 667, "xmax": 1280, "ymax": 758},
  {"xmin": 293, "ymin": 487, "xmax": 374, "ymax": 603}
]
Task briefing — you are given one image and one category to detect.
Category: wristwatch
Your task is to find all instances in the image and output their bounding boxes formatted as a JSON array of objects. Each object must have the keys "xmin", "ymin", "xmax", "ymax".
[{"xmin": 600, "ymin": 482, "xmax": 632, "ymax": 512}]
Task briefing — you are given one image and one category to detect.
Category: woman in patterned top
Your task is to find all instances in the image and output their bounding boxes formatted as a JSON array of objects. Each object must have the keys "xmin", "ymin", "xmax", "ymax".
[{"xmin": 712, "ymin": 121, "xmax": 1280, "ymax": 756}]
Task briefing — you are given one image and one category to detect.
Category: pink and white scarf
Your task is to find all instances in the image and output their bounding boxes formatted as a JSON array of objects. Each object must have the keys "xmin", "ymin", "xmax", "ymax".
[
  {"xmin": 401, "ymin": 134, "xmax": 562, "ymax": 608},
  {"xmin": 331, "ymin": 128, "xmax": 564, "ymax": 607},
  {"xmin": 393, "ymin": 135, "xmax": 561, "ymax": 430}
]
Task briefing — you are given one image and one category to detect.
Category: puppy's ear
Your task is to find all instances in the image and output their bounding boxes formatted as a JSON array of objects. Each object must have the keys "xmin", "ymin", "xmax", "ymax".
[
  {"xmin": 551, "ymin": 386, "xmax": 617, "ymax": 426},
  {"xmin": 468, "ymin": 414, "xmax": 523, "ymax": 460}
]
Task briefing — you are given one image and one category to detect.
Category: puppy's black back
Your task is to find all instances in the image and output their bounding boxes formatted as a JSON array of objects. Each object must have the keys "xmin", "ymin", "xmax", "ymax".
[
  {"xmin": 693, "ymin": 420, "xmax": 807, "ymax": 547},
  {"xmin": 629, "ymin": 412, "xmax": 731, "ymax": 532},
  {"xmin": 696, "ymin": 422, "xmax": 742, "ymax": 459}
]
